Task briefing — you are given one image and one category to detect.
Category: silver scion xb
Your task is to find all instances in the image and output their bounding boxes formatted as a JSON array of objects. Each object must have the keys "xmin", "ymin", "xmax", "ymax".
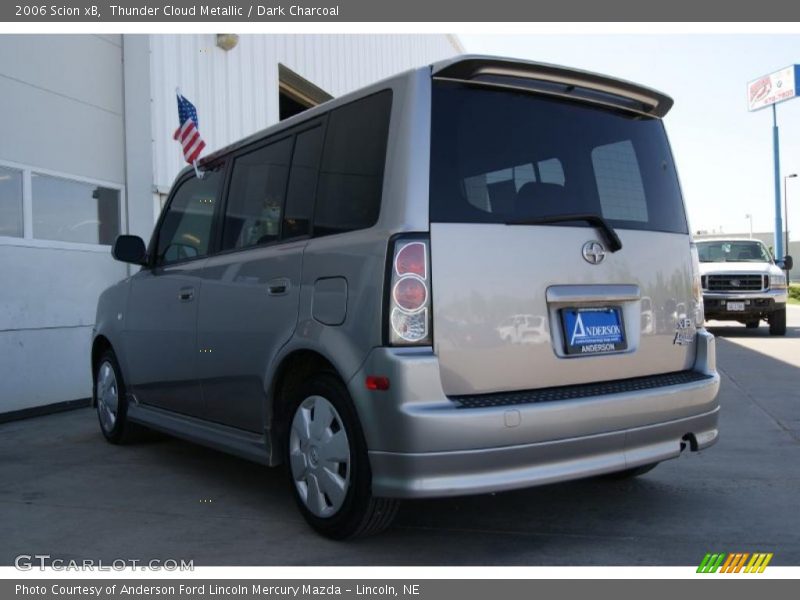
[{"xmin": 93, "ymin": 55, "xmax": 720, "ymax": 539}]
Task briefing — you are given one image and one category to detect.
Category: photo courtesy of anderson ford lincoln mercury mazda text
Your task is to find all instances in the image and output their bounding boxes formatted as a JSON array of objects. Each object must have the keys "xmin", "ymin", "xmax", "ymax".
[{"xmin": 92, "ymin": 56, "xmax": 721, "ymax": 539}]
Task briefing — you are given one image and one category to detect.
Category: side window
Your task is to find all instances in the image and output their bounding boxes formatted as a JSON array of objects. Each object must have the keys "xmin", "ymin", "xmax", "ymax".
[
  {"xmin": 314, "ymin": 90, "xmax": 392, "ymax": 236},
  {"xmin": 156, "ymin": 170, "xmax": 221, "ymax": 266},
  {"xmin": 283, "ymin": 125, "xmax": 324, "ymax": 239},
  {"xmin": 591, "ymin": 140, "xmax": 648, "ymax": 222},
  {"xmin": 222, "ymin": 137, "xmax": 293, "ymax": 250}
]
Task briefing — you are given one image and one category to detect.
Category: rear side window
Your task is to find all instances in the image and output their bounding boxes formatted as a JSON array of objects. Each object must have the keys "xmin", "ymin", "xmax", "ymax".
[
  {"xmin": 222, "ymin": 137, "xmax": 293, "ymax": 250},
  {"xmin": 430, "ymin": 82, "xmax": 688, "ymax": 234},
  {"xmin": 156, "ymin": 170, "xmax": 221, "ymax": 265},
  {"xmin": 284, "ymin": 125, "xmax": 324, "ymax": 239},
  {"xmin": 314, "ymin": 90, "xmax": 392, "ymax": 236}
]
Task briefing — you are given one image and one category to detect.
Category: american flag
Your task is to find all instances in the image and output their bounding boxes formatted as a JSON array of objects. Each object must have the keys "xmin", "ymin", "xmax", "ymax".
[{"xmin": 173, "ymin": 93, "xmax": 206, "ymax": 164}]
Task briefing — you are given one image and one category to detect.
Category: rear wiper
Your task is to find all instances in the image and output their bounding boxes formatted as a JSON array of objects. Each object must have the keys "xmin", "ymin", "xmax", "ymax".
[{"xmin": 505, "ymin": 213, "xmax": 623, "ymax": 252}]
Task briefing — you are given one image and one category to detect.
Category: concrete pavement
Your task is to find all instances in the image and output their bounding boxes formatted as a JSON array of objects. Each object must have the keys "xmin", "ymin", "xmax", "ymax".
[{"xmin": 1, "ymin": 309, "xmax": 798, "ymax": 565}]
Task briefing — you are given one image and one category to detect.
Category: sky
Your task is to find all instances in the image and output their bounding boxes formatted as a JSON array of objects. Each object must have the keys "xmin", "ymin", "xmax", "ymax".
[{"xmin": 459, "ymin": 34, "xmax": 800, "ymax": 243}]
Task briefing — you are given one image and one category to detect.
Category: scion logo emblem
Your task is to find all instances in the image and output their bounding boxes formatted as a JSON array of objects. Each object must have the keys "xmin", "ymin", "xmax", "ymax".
[{"xmin": 582, "ymin": 241, "xmax": 606, "ymax": 265}]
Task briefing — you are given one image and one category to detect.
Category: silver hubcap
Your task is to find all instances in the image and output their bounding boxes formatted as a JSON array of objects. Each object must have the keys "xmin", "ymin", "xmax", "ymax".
[
  {"xmin": 289, "ymin": 395, "xmax": 351, "ymax": 518},
  {"xmin": 96, "ymin": 361, "xmax": 119, "ymax": 432}
]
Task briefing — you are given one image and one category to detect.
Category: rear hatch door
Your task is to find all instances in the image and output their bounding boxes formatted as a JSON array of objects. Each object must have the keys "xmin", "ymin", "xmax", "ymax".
[{"xmin": 429, "ymin": 78, "xmax": 697, "ymax": 396}]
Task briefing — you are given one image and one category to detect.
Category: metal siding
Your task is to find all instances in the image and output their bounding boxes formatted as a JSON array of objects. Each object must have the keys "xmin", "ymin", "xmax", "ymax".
[
  {"xmin": 150, "ymin": 34, "xmax": 459, "ymax": 191},
  {"xmin": 0, "ymin": 35, "xmax": 127, "ymax": 411}
]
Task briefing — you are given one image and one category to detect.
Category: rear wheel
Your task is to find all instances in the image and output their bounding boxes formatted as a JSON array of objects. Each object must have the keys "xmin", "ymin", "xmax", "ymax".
[
  {"xmin": 94, "ymin": 350, "xmax": 138, "ymax": 444},
  {"xmin": 286, "ymin": 372, "xmax": 399, "ymax": 539},
  {"xmin": 745, "ymin": 320, "xmax": 759, "ymax": 329},
  {"xmin": 769, "ymin": 308, "xmax": 787, "ymax": 336},
  {"xmin": 602, "ymin": 462, "xmax": 659, "ymax": 479}
]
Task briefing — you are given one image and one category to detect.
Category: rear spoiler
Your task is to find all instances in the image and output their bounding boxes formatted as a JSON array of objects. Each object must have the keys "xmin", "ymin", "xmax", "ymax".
[{"xmin": 431, "ymin": 55, "xmax": 673, "ymax": 118}]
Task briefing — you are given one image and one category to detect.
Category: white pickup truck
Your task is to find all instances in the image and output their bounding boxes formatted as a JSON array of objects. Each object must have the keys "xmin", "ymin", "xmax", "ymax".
[{"xmin": 697, "ymin": 238, "xmax": 790, "ymax": 335}]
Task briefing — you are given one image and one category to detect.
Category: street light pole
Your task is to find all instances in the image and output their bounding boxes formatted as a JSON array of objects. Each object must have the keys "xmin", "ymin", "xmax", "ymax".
[{"xmin": 745, "ymin": 214, "xmax": 753, "ymax": 239}]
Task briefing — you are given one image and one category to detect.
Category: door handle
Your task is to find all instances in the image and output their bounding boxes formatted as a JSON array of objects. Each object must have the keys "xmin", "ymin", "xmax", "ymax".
[
  {"xmin": 178, "ymin": 287, "xmax": 195, "ymax": 301},
  {"xmin": 267, "ymin": 278, "xmax": 290, "ymax": 296}
]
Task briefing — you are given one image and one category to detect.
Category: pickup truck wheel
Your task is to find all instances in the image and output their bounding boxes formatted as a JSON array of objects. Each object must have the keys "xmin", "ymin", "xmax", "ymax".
[
  {"xmin": 745, "ymin": 320, "xmax": 759, "ymax": 329},
  {"xmin": 769, "ymin": 308, "xmax": 786, "ymax": 336},
  {"xmin": 286, "ymin": 373, "xmax": 399, "ymax": 539}
]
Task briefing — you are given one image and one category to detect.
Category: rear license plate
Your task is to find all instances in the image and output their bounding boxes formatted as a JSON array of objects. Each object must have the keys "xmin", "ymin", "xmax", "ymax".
[
  {"xmin": 561, "ymin": 306, "xmax": 626, "ymax": 355},
  {"xmin": 727, "ymin": 301, "xmax": 745, "ymax": 311}
]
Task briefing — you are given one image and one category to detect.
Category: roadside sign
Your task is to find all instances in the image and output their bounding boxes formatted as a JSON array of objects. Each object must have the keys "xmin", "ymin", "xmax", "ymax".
[{"xmin": 747, "ymin": 65, "xmax": 799, "ymax": 111}]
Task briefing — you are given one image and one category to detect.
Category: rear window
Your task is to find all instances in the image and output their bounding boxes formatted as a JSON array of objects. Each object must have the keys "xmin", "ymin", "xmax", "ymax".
[{"xmin": 430, "ymin": 81, "xmax": 688, "ymax": 234}]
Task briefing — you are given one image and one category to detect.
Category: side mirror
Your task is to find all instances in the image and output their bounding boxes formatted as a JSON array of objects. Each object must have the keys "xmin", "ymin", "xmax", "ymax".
[
  {"xmin": 782, "ymin": 255, "xmax": 794, "ymax": 271},
  {"xmin": 112, "ymin": 235, "xmax": 147, "ymax": 265}
]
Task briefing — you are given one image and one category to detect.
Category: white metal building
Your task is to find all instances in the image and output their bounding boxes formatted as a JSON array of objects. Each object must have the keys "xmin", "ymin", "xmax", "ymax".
[{"xmin": 0, "ymin": 34, "xmax": 462, "ymax": 417}]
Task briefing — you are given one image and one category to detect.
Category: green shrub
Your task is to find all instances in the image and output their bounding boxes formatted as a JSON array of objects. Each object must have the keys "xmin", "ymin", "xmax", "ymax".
[{"xmin": 789, "ymin": 284, "xmax": 800, "ymax": 303}]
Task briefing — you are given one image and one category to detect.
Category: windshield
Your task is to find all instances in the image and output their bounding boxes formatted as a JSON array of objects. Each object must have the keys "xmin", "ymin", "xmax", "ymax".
[
  {"xmin": 429, "ymin": 81, "xmax": 689, "ymax": 234},
  {"xmin": 696, "ymin": 240, "xmax": 772, "ymax": 263}
]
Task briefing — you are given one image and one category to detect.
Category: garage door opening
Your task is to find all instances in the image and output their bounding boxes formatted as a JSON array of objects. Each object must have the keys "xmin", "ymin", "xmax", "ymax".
[{"xmin": 279, "ymin": 64, "xmax": 333, "ymax": 120}]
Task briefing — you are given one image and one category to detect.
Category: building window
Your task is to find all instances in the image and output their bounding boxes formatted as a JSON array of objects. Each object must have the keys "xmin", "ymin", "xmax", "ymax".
[
  {"xmin": 0, "ymin": 165, "xmax": 23, "ymax": 238},
  {"xmin": 31, "ymin": 174, "xmax": 121, "ymax": 245}
]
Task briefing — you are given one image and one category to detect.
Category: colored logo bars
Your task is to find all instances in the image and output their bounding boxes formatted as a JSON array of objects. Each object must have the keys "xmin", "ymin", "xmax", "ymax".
[{"xmin": 697, "ymin": 552, "xmax": 773, "ymax": 573}]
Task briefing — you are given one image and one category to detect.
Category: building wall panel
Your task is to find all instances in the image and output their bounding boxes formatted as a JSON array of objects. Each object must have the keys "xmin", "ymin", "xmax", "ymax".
[{"xmin": 150, "ymin": 34, "xmax": 460, "ymax": 192}]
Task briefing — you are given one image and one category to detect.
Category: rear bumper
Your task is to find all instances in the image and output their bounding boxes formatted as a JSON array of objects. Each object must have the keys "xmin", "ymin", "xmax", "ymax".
[
  {"xmin": 369, "ymin": 408, "xmax": 718, "ymax": 498},
  {"xmin": 350, "ymin": 329, "xmax": 720, "ymax": 499}
]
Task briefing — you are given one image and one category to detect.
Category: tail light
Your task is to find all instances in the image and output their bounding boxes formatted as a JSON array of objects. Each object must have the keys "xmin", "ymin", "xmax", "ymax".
[
  {"xmin": 690, "ymin": 242, "xmax": 705, "ymax": 327},
  {"xmin": 386, "ymin": 235, "xmax": 432, "ymax": 346}
]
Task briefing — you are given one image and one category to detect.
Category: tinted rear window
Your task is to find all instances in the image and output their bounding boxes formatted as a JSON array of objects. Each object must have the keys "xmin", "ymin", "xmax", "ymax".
[
  {"xmin": 430, "ymin": 82, "xmax": 688, "ymax": 234},
  {"xmin": 314, "ymin": 90, "xmax": 392, "ymax": 236}
]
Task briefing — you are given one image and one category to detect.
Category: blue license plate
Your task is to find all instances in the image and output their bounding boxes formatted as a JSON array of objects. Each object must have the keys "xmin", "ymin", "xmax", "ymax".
[{"xmin": 561, "ymin": 306, "xmax": 626, "ymax": 355}]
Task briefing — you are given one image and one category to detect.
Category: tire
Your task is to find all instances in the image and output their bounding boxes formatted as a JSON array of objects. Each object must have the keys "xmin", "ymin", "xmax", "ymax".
[
  {"xmin": 285, "ymin": 372, "xmax": 399, "ymax": 539},
  {"xmin": 94, "ymin": 349, "xmax": 139, "ymax": 444},
  {"xmin": 745, "ymin": 320, "xmax": 759, "ymax": 329},
  {"xmin": 769, "ymin": 308, "xmax": 787, "ymax": 336},
  {"xmin": 601, "ymin": 462, "xmax": 659, "ymax": 479}
]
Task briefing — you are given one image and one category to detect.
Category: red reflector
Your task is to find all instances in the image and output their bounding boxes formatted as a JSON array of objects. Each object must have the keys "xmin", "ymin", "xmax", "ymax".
[
  {"xmin": 365, "ymin": 376, "xmax": 390, "ymax": 391},
  {"xmin": 395, "ymin": 242, "xmax": 427, "ymax": 278}
]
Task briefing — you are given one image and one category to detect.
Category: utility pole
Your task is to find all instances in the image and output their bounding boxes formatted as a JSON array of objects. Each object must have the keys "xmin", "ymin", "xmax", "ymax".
[{"xmin": 747, "ymin": 65, "xmax": 798, "ymax": 265}]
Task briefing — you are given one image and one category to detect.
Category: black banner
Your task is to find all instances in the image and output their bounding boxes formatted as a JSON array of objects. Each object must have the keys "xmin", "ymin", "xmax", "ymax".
[
  {"xmin": 2, "ymin": 0, "xmax": 800, "ymax": 22},
  {"xmin": 3, "ymin": 580, "xmax": 797, "ymax": 600}
]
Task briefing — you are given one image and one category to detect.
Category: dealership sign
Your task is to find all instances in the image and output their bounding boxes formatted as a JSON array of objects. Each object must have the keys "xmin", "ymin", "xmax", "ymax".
[{"xmin": 747, "ymin": 65, "xmax": 799, "ymax": 111}]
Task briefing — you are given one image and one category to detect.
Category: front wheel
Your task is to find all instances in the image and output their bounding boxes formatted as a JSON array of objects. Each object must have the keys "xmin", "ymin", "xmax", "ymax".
[
  {"xmin": 286, "ymin": 373, "xmax": 399, "ymax": 539},
  {"xmin": 769, "ymin": 308, "xmax": 787, "ymax": 336}
]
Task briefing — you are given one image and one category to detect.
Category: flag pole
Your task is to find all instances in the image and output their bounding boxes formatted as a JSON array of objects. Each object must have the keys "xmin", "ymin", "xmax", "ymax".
[{"xmin": 192, "ymin": 159, "xmax": 204, "ymax": 180}]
